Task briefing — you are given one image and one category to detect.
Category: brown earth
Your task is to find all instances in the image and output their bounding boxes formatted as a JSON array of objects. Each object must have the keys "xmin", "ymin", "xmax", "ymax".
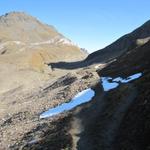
[{"xmin": 0, "ymin": 66, "xmax": 100, "ymax": 149}]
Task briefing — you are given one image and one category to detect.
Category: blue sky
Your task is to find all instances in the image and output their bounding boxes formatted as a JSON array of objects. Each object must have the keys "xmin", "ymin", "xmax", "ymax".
[{"xmin": 0, "ymin": 0, "xmax": 150, "ymax": 52}]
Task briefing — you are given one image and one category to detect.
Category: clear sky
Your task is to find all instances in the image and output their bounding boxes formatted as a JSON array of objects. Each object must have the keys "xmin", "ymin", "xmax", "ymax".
[{"xmin": 0, "ymin": 0, "xmax": 150, "ymax": 53}]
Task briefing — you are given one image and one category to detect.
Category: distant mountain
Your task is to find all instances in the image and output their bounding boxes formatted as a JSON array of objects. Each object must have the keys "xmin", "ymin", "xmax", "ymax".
[
  {"xmin": 0, "ymin": 12, "xmax": 86, "ymax": 72},
  {"xmin": 0, "ymin": 12, "xmax": 87, "ymax": 94},
  {"xmin": 0, "ymin": 12, "xmax": 60, "ymax": 42},
  {"xmin": 86, "ymin": 20, "xmax": 150, "ymax": 64}
]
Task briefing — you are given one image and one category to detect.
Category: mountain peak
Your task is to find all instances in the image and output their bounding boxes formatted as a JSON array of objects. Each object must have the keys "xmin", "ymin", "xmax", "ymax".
[
  {"xmin": 0, "ymin": 11, "xmax": 38, "ymax": 25},
  {"xmin": 0, "ymin": 11, "xmax": 62, "ymax": 43},
  {"xmin": 1, "ymin": 11, "xmax": 33, "ymax": 18},
  {"xmin": 0, "ymin": 11, "xmax": 86, "ymax": 71},
  {"xmin": 3, "ymin": 11, "xmax": 28, "ymax": 16}
]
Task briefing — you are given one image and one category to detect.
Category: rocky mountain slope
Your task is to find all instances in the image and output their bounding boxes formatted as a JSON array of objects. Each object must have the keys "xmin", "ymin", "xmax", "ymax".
[
  {"xmin": 6, "ymin": 38, "xmax": 149, "ymax": 150},
  {"xmin": 0, "ymin": 12, "xmax": 150, "ymax": 150},
  {"xmin": 48, "ymin": 20, "xmax": 150, "ymax": 70},
  {"xmin": 27, "ymin": 20, "xmax": 150, "ymax": 150},
  {"xmin": 67, "ymin": 23, "xmax": 150, "ymax": 150},
  {"xmin": 0, "ymin": 12, "xmax": 86, "ymax": 68},
  {"xmin": 0, "ymin": 12, "xmax": 86, "ymax": 94},
  {"xmin": 94, "ymin": 40, "xmax": 150, "ymax": 150},
  {"xmin": 85, "ymin": 20, "xmax": 150, "ymax": 64}
]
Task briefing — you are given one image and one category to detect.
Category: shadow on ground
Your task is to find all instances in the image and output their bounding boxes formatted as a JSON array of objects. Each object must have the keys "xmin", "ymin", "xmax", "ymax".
[{"xmin": 49, "ymin": 60, "xmax": 89, "ymax": 70}]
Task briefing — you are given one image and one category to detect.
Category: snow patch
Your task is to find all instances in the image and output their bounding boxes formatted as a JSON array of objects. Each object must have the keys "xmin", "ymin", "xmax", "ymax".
[
  {"xmin": 30, "ymin": 39, "xmax": 55, "ymax": 46},
  {"xmin": 57, "ymin": 38, "xmax": 76, "ymax": 46},
  {"xmin": 95, "ymin": 65, "xmax": 100, "ymax": 69},
  {"xmin": 101, "ymin": 77, "xmax": 119, "ymax": 91},
  {"xmin": 0, "ymin": 45, "xmax": 4, "ymax": 50},
  {"xmin": 30, "ymin": 37, "xmax": 77, "ymax": 47},
  {"xmin": 40, "ymin": 88, "xmax": 95, "ymax": 118},
  {"xmin": 0, "ymin": 41, "xmax": 25, "ymax": 49},
  {"xmin": 0, "ymin": 42, "xmax": 7, "ymax": 50},
  {"xmin": 101, "ymin": 73, "xmax": 142, "ymax": 91},
  {"xmin": 13, "ymin": 41, "xmax": 22, "ymax": 45},
  {"xmin": 112, "ymin": 73, "xmax": 142, "ymax": 83}
]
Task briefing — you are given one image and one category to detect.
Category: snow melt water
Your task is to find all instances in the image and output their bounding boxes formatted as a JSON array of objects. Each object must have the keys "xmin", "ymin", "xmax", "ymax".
[
  {"xmin": 101, "ymin": 72, "xmax": 142, "ymax": 91},
  {"xmin": 40, "ymin": 88, "xmax": 95, "ymax": 118}
]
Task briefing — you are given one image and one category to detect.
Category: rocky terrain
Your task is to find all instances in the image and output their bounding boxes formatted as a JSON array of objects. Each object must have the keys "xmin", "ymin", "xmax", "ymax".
[
  {"xmin": 0, "ymin": 12, "xmax": 86, "ymax": 94},
  {"xmin": 1, "ymin": 12, "xmax": 150, "ymax": 150},
  {"xmin": 0, "ymin": 68, "xmax": 99, "ymax": 149},
  {"xmin": 0, "ymin": 12, "xmax": 97, "ymax": 150}
]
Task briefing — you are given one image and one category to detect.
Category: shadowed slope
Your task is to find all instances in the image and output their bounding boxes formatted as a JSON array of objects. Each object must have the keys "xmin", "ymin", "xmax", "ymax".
[
  {"xmin": 86, "ymin": 20, "xmax": 150, "ymax": 63},
  {"xmin": 49, "ymin": 20, "xmax": 150, "ymax": 70}
]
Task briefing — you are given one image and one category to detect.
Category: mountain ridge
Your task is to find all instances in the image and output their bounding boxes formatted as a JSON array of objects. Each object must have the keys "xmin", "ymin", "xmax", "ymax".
[
  {"xmin": 0, "ymin": 11, "xmax": 86, "ymax": 68},
  {"xmin": 0, "ymin": 11, "xmax": 86, "ymax": 94},
  {"xmin": 86, "ymin": 19, "xmax": 150, "ymax": 64},
  {"xmin": 0, "ymin": 11, "xmax": 63, "ymax": 43}
]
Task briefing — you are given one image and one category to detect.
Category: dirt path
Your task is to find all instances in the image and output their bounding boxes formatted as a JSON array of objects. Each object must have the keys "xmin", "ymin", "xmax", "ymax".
[
  {"xmin": 69, "ymin": 83, "xmax": 137, "ymax": 150},
  {"xmin": 69, "ymin": 86, "xmax": 105, "ymax": 150}
]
